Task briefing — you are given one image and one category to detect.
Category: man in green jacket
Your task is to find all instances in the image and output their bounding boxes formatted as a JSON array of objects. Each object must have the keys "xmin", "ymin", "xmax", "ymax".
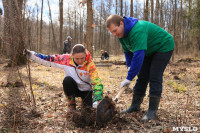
[{"xmin": 106, "ymin": 15, "xmax": 174, "ymax": 122}]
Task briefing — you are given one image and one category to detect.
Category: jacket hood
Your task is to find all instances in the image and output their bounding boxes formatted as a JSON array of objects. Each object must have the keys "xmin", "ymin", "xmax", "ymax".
[
  {"xmin": 85, "ymin": 49, "xmax": 92, "ymax": 62},
  {"xmin": 70, "ymin": 49, "xmax": 92, "ymax": 66},
  {"xmin": 123, "ymin": 16, "xmax": 138, "ymax": 38}
]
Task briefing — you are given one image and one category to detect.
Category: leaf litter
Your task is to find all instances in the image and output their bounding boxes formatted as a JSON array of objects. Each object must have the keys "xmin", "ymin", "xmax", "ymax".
[{"xmin": 0, "ymin": 57, "xmax": 199, "ymax": 132}]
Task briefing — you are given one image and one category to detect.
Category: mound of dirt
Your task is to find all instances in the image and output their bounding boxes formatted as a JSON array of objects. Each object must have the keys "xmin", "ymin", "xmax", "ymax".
[{"xmin": 70, "ymin": 106, "xmax": 96, "ymax": 128}]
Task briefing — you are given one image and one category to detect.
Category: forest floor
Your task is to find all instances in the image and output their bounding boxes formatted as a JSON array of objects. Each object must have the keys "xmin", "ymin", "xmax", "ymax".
[{"xmin": 0, "ymin": 55, "xmax": 199, "ymax": 133}]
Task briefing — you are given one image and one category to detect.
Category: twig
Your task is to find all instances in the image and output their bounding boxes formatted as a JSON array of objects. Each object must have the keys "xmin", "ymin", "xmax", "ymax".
[
  {"xmin": 175, "ymin": 93, "xmax": 179, "ymax": 126},
  {"xmin": 16, "ymin": 66, "xmax": 30, "ymax": 103},
  {"xmin": 13, "ymin": 113, "xmax": 16, "ymax": 131},
  {"xmin": 132, "ymin": 116, "xmax": 146, "ymax": 130},
  {"xmin": 26, "ymin": 58, "xmax": 36, "ymax": 108}
]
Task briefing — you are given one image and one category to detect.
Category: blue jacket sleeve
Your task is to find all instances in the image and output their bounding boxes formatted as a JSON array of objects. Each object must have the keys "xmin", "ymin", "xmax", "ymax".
[
  {"xmin": 124, "ymin": 52, "xmax": 133, "ymax": 68},
  {"xmin": 126, "ymin": 50, "xmax": 145, "ymax": 81}
]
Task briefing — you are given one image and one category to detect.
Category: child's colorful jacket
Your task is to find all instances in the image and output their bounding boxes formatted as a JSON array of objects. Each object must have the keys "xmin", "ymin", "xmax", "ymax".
[{"xmin": 29, "ymin": 50, "xmax": 103, "ymax": 102}]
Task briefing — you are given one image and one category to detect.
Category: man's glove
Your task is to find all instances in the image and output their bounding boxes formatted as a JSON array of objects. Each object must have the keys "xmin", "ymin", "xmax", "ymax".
[
  {"xmin": 92, "ymin": 101, "xmax": 98, "ymax": 108},
  {"xmin": 23, "ymin": 49, "xmax": 31, "ymax": 58},
  {"xmin": 120, "ymin": 79, "xmax": 131, "ymax": 89}
]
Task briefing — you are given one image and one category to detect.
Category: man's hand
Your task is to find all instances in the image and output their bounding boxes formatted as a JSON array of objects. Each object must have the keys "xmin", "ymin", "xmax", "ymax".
[
  {"xmin": 92, "ymin": 101, "xmax": 98, "ymax": 108},
  {"xmin": 23, "ymin": 49, "xmax": 31, "ymax": 58},
  {"xmin": 120, "ymin": 79, "xmax": 131, "ymax": 89}
]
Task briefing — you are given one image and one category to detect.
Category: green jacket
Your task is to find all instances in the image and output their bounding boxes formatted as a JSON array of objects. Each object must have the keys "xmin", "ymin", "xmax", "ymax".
[{"xmin": 119, "ymin": 20, "xmax": 174, "ymax": 56}]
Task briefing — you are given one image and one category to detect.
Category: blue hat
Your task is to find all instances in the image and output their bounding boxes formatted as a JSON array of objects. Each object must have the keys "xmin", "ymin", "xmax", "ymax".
[{"xmin": 67, "ymin": 36, "xmax": 72, "ymax": 39}]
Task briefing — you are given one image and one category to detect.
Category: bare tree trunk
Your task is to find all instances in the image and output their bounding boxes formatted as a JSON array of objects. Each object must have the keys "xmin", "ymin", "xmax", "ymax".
[
  {"xmin": 172, "ymin": 0, "xmax": 177, "ymax": 61},
  {"xmin": 68, "ymin": 6, "xmax": 71, "ymax": 36},
  {"xmin": 125, "ymin": 1, "xmax": 127, "ymax": 16},
  {"xmin": 196, "ymin": 0, "xmax": 200, "ymax": 56},
  {"xmin": 27, "ymin": 11, "xmax": 32, "ymax": 49},
  {"xmin": 59, "ymin": 0, "xmax": 63, "ymax": 54},
  {"xmin": 177, "ymin": 0, "xmax": 182, "ymax": 55},
  {"xmin": 169, "ymin": 0, "xmax": 173, "ymax": 33},
  {"xmin": 144, "ymin": 0, "xmax": 149, "ymax": 21},
  {"xmin": 36, "ymin": 4, "xmax": 39, "ymax": 51},
  {"xmin": 151, "ymin": 0, "xmax": 154, "ymax": 22},
  {"xmin": 74, "ymin": 10, "xmax": 77, "ymax": 44},
  {"xmin": 115, "ymin": 0, "xmax": 119, "ymax": 55},
  {"xmin": 160, "ymin": 0, "xmax": 163, "ymax": 27},
  {"xmin": 174, "ymin": 0, "xmax": 178, "ymax": 54},
  {"xmin": 2, "ymin": 0, "xmax": 26, "ymax": 86},
  {"xmin": 49, "ymin": 20, "xmax": 52, "ymax": 52},
  {"xmin": 130, "ymin": 0, "xmax": 133, "ymax": 17},
  {"xmin": 80, "ymin": 10, "xmax": 84, "ymax": 44},
  {"xmin": 2, "ymin": 0, "xmax": 26, "ymax": 66},
  {"xmin": 116, "ymin": 0, "xmax": 118, "ymax": 15},
  {"xmin": 47, "ymin": 0, "xmax": 57, "ymax": 52},
  {"xmin": 164, "ymin": 0, "xmax": 168, "ymax": 30},
  {"xmin": 120, "ymin": 0, "xmax": 123, "ymax": 16},
  {"xmin": 39, "ymin": 0, "xmax": 43, "ymax": 52},
  {"xmin": 135, "ymin": 1, "xmax": 139, "ymax": 18},
  {"xmin": 155, "ymin": 0, "xmax": 159, "ymax": 25},
  {"xmin": 86, "ymin": 0, "xmax": 93, "ymax": 56},
  {"xmin": 180, "ymin": 0, "xmax": 183, "ymax": 49},
  {"xmin": 99, "ymin": 2, "xmax": 102, "ymax": 51}
]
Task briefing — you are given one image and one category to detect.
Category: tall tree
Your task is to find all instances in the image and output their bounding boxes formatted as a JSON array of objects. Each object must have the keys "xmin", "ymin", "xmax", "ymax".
[
  {"xmin": 47, "ymin": 0, "xmax": 57, "ymax": 52},
  {"xmin": 120, "ymin": 0, "xmax": 123, "ymax": 16},
  {"xmin": 36, "ymin": 4, "xmax": 39, "ymax": 51},
  {"xmin": 99, "ymin": 1, "xmax": 103, "ymax": 51},
  {"xmin": 59, "ymin": 0, "xmax": 63, "ymax": 53},
  {"xmin": 178, "ymin": 0, "xmax": 182, "ymax": 55},
  {"xmin": 160, "ymin": 0, "xmax": 163, "ymax": 27},
  {"xmin": 174, "ymin": 0, "xmax": 178, "ymax": 54},
  {"xmin": 151, "ymin": 0, "xmax": 154, "ymax": 22},
  {"xmin": 197, "ymin": 0, "xmax": 200, "ymax": 55},
  {"xmin": 144, "ymin": 0, "xmax": 149, "ymax": 21},
  {"xmin": 86, "ymin": 0, "xmax": 93, "ymax": 56},
  {"xmin": 155, "ymin": 0, "xmax": 159, "ymax": 25},
  {"xmin": 130, "ymin": 0, "xmax": 133, "ymax": 17},
  {"xmin": 74, "ymin": 10, "xmax": 77, "ymax": 44},
  {"xmin": 2, "ymin": 0, "xmax": 26, "ymax": 66},
  {"xmin": 39, "ymin": 0, "xmax": 43, "ymax": 52},
  {"xmin": 116, "ymin": 0, "xmax": 118, "ymax": 15},
  {"xmin": 2, "ymin": 0, "xmax": 26, "ymax": 86}
]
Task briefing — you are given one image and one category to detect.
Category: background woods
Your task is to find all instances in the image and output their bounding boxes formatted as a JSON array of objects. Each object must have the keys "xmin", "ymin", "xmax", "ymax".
[{"xmin": 0, "ymin": 0, "xmax": 200, "ymax": 59}]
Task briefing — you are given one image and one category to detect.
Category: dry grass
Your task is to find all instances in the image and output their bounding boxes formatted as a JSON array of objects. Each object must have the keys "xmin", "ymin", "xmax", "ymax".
[{"xmin": 0, "ymin": 56, "xmax": 199, "ymax": 132}]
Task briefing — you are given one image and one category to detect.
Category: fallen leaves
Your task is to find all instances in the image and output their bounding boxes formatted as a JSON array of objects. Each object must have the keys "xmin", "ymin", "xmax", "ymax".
[{"xmin": 0, "ymin": 56, "xmax": 199, "ymax": 132}]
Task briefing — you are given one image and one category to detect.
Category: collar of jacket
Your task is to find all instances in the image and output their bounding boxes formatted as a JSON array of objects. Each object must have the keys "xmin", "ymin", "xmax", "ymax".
[{"xmin": 123, "ymin": 16, "xmax": 138, "ymax": 38}]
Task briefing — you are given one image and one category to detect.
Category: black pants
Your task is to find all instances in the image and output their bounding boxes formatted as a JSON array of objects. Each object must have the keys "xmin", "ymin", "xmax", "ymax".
[
  {"xmin": 134, "ymin": 50, "xmax": 173, "ymax": 97},
  {"xmin": 62, "ymin": 76, "xmax": 92, "ymax": 106}
]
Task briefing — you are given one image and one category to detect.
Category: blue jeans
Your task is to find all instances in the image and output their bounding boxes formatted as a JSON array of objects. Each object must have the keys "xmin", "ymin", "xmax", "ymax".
[{"xmin": 133, "ymin": 50, "xmax": 173, "ymax": 97}]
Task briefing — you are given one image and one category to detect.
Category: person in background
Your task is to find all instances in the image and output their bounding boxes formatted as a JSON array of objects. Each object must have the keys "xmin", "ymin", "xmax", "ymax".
[
  {"xmin": 106, "ymin": 15, "xmax": 174, "ymax": 122},
  {"xmin": 24, "ymin": 44, "xmax": 103, "ymax": 112},
  {"xmin": 63, "ymin": 36, "xmax": 72, "ymax": 54},
  {"xmin": 101, "ymin": 50, "xmax": 109, "ymax": 60}
]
